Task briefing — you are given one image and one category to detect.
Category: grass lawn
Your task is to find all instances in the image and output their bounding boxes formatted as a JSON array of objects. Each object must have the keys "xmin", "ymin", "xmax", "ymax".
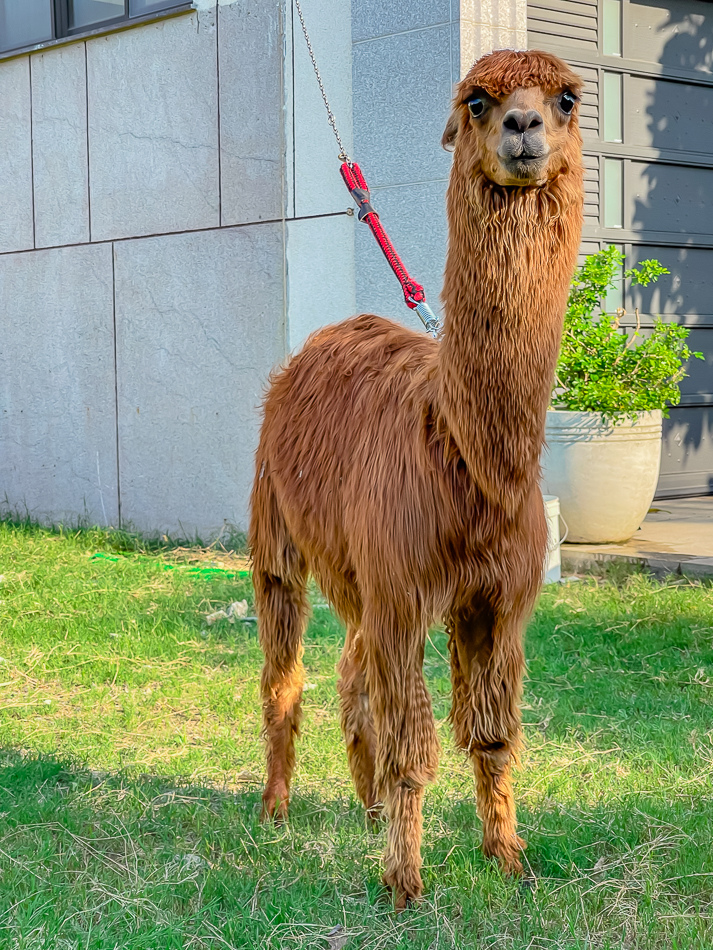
[{"xmin": 1, "ymin": 520, "xmax": 713, "ymax": 948}]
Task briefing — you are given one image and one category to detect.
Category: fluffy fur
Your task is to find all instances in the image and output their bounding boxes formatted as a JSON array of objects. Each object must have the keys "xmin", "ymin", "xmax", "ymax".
[{"xmin": 250, "ymin": 49, "xmax": 584, "ymax": 907}]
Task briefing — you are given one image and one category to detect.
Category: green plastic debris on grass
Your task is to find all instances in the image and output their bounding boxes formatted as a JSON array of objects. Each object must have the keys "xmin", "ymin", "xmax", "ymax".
[{"xmin": 90, "ymin": 552, "xmax": 251, "ymax": 578}]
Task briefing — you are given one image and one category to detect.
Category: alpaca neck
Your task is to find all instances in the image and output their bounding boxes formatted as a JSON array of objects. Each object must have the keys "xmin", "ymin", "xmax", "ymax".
[{"xmin": 437, "ymin": 170, "xmax": 583, "ymax": 513}]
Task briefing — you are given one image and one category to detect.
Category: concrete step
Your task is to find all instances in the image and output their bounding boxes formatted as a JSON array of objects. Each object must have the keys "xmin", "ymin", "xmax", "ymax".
[{"xmin": 560, "ymin": 495, "xmax": 713, "ymax": 579}]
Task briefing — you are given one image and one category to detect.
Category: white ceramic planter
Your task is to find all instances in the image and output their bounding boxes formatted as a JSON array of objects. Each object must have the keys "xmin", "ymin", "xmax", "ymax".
[{"xmin": 541, "ymin": 409, "xmax": 663, "ymax": 544}]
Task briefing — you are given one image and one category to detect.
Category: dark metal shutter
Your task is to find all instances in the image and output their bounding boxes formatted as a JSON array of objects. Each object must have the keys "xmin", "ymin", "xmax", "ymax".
[{"xmin": 528, "ymin": 0, "xmax": 713, "ymax": 497}]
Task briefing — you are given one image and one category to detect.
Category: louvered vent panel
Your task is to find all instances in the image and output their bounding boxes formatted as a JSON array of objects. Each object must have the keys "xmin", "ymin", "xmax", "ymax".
[
  {"xmin": 578, "ymin": 240, "xmax": 601, "ymax": 265},
  {"xmin": 527, "ymin": 0, "xmax": 598, "ymax": 52},
  {"xmin": 583, "ymin": 153, "xmax": 599, "ymax": 227},
  {"xmin": 577, "ymin": 65, "xmax": 598, "ymax": 140}
]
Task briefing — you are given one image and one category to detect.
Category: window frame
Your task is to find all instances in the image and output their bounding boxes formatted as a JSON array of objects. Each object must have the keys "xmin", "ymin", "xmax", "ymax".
[
  {"xmin": 0, "ymin": 0, "xmax": 192, "ymax": 58},
  {"xmin": 63, "ymin": 2, "xmax": 128, "ymax": 39}
]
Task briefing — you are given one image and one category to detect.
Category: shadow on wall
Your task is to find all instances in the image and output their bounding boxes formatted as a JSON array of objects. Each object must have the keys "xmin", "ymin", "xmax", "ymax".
[{"xmin": 629, "ymin": 0, "xmax": 713, "ymax": 474}]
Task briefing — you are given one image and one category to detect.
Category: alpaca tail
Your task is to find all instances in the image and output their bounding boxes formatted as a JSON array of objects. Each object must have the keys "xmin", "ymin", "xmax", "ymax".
[
  {"xmin": 250, "ymin": 457, "xmax": 300, "ymax": 580},
  {"xmin": 249, "ymin": 456, "xmax": 309, "ymax": 669}
]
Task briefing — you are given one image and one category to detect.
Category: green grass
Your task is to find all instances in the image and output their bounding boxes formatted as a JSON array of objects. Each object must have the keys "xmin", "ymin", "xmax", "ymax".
[{"xmin": 1, "ymin": 520, "xmax": 713, "ymax": 948}]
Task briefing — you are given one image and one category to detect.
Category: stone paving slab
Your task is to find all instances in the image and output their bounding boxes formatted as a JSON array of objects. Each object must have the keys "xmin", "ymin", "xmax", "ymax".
[{"xmin": 561, "ymin": 496, "xmax": 713, "ymax": 578}]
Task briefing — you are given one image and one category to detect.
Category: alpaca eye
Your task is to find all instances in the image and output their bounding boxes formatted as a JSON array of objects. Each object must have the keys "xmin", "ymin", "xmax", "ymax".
[
  {"xmin": 559, "ymin": 91, "xmax": 577, "ymax": 115},
  {"xmin": 467, "ymin": 97, "xmax": 485, "ymax": 118}
]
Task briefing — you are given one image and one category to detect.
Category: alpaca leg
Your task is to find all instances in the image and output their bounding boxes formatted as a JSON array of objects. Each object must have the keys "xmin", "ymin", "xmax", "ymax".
[
  {"xmin": 473, "ymin": 742, "xmax": 524, "ymax": 872},
  {"xmin": 255, "ymin": 562, "xmax": 309, "ymax": 822},
  {"xmin": 337, "ymin": 626, "xmax": 381, "ymax": 822},
  {"xmin": 448, "ymin": 598, "xmax": 525, "ymax": 874},
  {"xmin": 364, "ymin": 610, "xmax": 439, "ymax": 908}
]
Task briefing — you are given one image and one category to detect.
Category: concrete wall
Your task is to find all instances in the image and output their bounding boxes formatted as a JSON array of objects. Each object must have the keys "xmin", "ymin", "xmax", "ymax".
[
  {"xmin": 350, "ymin": 0, "xmax": 526, "ymax": 327},
  {"xmin": 0, "ymin": 0, "xmax": 521, "ymax": 537},
  {"xmin": 350, "ymin": 1, "xmax": 458, "ymax": 330},
  {"xmin": 0, "ymin": 0, "xmax": 356, "ymax": 538},
  {"xmin": 285, "ymin": 0, "xmax": 356, "ymax": 350}
]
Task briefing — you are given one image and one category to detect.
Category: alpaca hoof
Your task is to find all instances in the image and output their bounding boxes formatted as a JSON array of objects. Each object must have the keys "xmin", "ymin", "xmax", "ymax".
[
  {"xmin": 261, "ymin": 791, "xmax": 289, "ymax": 824},
  {"xmin": 383, "ymin": 872, "xmax": 422, "ymax": 910},
  {"xmin": 393, "ymin": 891, "xmax": 418, "ymax": 912},
  {"xmin": 483, "ymin": 834, "xmax": 526, "ymax": 876},
  {"xmin": 499, "ymin": 852, "xmax": 524, "ymax": 877}
]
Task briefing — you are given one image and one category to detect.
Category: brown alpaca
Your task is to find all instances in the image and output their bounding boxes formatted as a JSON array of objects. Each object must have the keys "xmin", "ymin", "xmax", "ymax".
[{"xmin": 250, "ymin": 49, "xmax": 584, "ymax": 907}]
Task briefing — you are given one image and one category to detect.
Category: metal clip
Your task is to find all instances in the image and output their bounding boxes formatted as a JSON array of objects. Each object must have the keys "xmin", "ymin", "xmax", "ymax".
[{"xmin": 413, "ymin": 300, "xmax": 440, "ymax": 339}]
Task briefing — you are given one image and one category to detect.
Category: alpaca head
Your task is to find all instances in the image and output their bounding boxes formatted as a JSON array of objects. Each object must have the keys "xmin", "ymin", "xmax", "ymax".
[{"xmin": 442, "ymin": 49, "xmax": 583, "ymax": 189}]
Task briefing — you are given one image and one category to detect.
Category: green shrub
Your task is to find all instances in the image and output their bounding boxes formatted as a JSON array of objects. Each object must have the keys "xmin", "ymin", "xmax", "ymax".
[{"xmin": 553, "ymin": 245, "xmax": 702, "ymax": 422}]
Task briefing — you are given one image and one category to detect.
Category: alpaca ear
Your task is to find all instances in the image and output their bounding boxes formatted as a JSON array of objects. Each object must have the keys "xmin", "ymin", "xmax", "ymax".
[{"xmin": 441, "ymin": 109, "xmax": 460, "ymax": 151}]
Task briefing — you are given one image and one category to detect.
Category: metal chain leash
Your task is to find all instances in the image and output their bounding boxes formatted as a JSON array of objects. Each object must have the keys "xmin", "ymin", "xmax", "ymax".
[{"xmin": 292, "ymin": 0, "xmax": 352, "ymax": 163}]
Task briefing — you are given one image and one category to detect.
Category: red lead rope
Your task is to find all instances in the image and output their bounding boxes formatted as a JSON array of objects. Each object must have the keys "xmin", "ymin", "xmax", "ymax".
[
  {"xmin": 339, "ymin": 162, "xmax": 425, "ymax": 308},
  {"xmin": 340, "ymin": 162, "xmax": 439, "ymax": 337}
]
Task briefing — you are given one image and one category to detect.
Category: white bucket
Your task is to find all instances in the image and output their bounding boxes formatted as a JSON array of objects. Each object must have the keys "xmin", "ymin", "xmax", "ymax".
[{"xmin": 543, "ymin": 494, "xmax": 561, "ymax": 584}]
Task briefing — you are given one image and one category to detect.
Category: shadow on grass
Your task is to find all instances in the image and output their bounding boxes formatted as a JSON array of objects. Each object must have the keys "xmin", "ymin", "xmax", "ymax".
[
  {"xmin": 1, "ymin": 742, "xmax": 713, "ymax": 947},
  {"xmin": 1, "ymin": 746, "xmax": 711, "ymax": 892}
]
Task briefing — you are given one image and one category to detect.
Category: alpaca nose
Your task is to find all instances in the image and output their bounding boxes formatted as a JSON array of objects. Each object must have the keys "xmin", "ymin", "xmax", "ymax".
[{"xmin": 502, "ymin": 109, "xmax": 543, "ymax": 134}]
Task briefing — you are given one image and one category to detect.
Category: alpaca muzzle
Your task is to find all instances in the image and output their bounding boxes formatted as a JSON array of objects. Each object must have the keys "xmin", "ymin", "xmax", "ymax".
[
  {"xmin": 497, "ymin": 137, "xmax": 550, "ymax": 181},
  {"xmin": 497, "ymin": 107, "xmax": 550, "ymax": 176}
]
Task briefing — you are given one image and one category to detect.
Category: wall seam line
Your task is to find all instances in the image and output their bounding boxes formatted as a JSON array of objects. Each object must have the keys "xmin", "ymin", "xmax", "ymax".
[
  {"xmin": 280, "ymin": 0, "xmax": 289, "ymax": 355},
  {"xmin": 29, "ymin": 56, "xmax": 36, "ymax": 249},
  {"xmin": 216, "ymin": 3, "xmax": 222, "ymax": 227},
  {"xmin": 372, "ymin": 177, "xmax": 449, "ymax": 190},
  {"xmin": 0, "ymin": 211, "xmax": 352, "ymax": 257},
  {"xmin": 449, "ymin": 0, "xmax": 454, "ymax": 84},
  {"xmin": 85, "ymin": 41, "xmax": 92, "ymax": 242},
  {"xmin": 111, "ymin": 242, "xmax": 122, "ymax": 529},
  {"xmin": 352, "ymin": 21, "xmax": 450, "ymax": 45},
  {"xmin": 291, "ymin": 0, "xmax": 296, "ymax": 219}
]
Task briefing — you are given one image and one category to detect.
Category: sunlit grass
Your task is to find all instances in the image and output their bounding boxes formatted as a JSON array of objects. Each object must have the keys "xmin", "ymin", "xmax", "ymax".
[{"xmin": 1, "ymin": 520, "xmax": 712, "ymax": 948}]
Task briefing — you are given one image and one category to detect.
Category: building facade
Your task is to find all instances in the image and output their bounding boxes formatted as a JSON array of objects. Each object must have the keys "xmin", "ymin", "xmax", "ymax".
[{"xmin": 0, "ymin": 0, "xmax": 710, "ymax": 538}]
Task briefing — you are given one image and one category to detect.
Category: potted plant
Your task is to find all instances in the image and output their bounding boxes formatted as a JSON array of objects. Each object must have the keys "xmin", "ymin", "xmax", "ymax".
[{"xmin": 542, "ymin": 246, "xmax": 702, "ymax": 544}]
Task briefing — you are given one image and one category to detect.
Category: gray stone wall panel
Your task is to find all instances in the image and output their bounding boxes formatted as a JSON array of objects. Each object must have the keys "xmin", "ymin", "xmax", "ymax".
[
  {"xmin": 0, "ymin": 244, "xmax": 118, "ymax": 525},
  {"xmin": 353, "ymin": 26, "xmax": 453, "ymax": 188},
  {"xmin": 286, "ymin": 213, "xmax": 356, "ymax": 351},
  {"xmin": 451, "ymin": 19, "xmax": 461, "ymax": 84},
  {"xmin": 31, "ymin": 42, "xmax": 90, "ymax": 248},
  {"xmin": 87, "ymin": 11, "xmax": 220, "ymax": 242},
  {"xmin": 292, "ymin": 0, "xmax": 354, "ymax": 217},
  {"xmin": 351, "ymin": 1, "xmax": 455, "ymax": 341},
  {"xmin": 114, "ymin": 224, "xmax": 284, "ymax": 538},
  {"xmin": 352, "ymin": 0, "xmax": 451, "ymax": 43},
  {"xmin": 219, "ymin": 0, "xmax": 283, "ymax": 226},
  {"xmin": 0, "ymin": 56, "xmax": 33, "ymax": 253}
]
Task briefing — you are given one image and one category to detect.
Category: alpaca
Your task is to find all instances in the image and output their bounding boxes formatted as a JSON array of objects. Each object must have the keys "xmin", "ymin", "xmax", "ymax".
[{"xmin": 250, "ymin": 49, "xmax": 584, "ymax": 907}]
